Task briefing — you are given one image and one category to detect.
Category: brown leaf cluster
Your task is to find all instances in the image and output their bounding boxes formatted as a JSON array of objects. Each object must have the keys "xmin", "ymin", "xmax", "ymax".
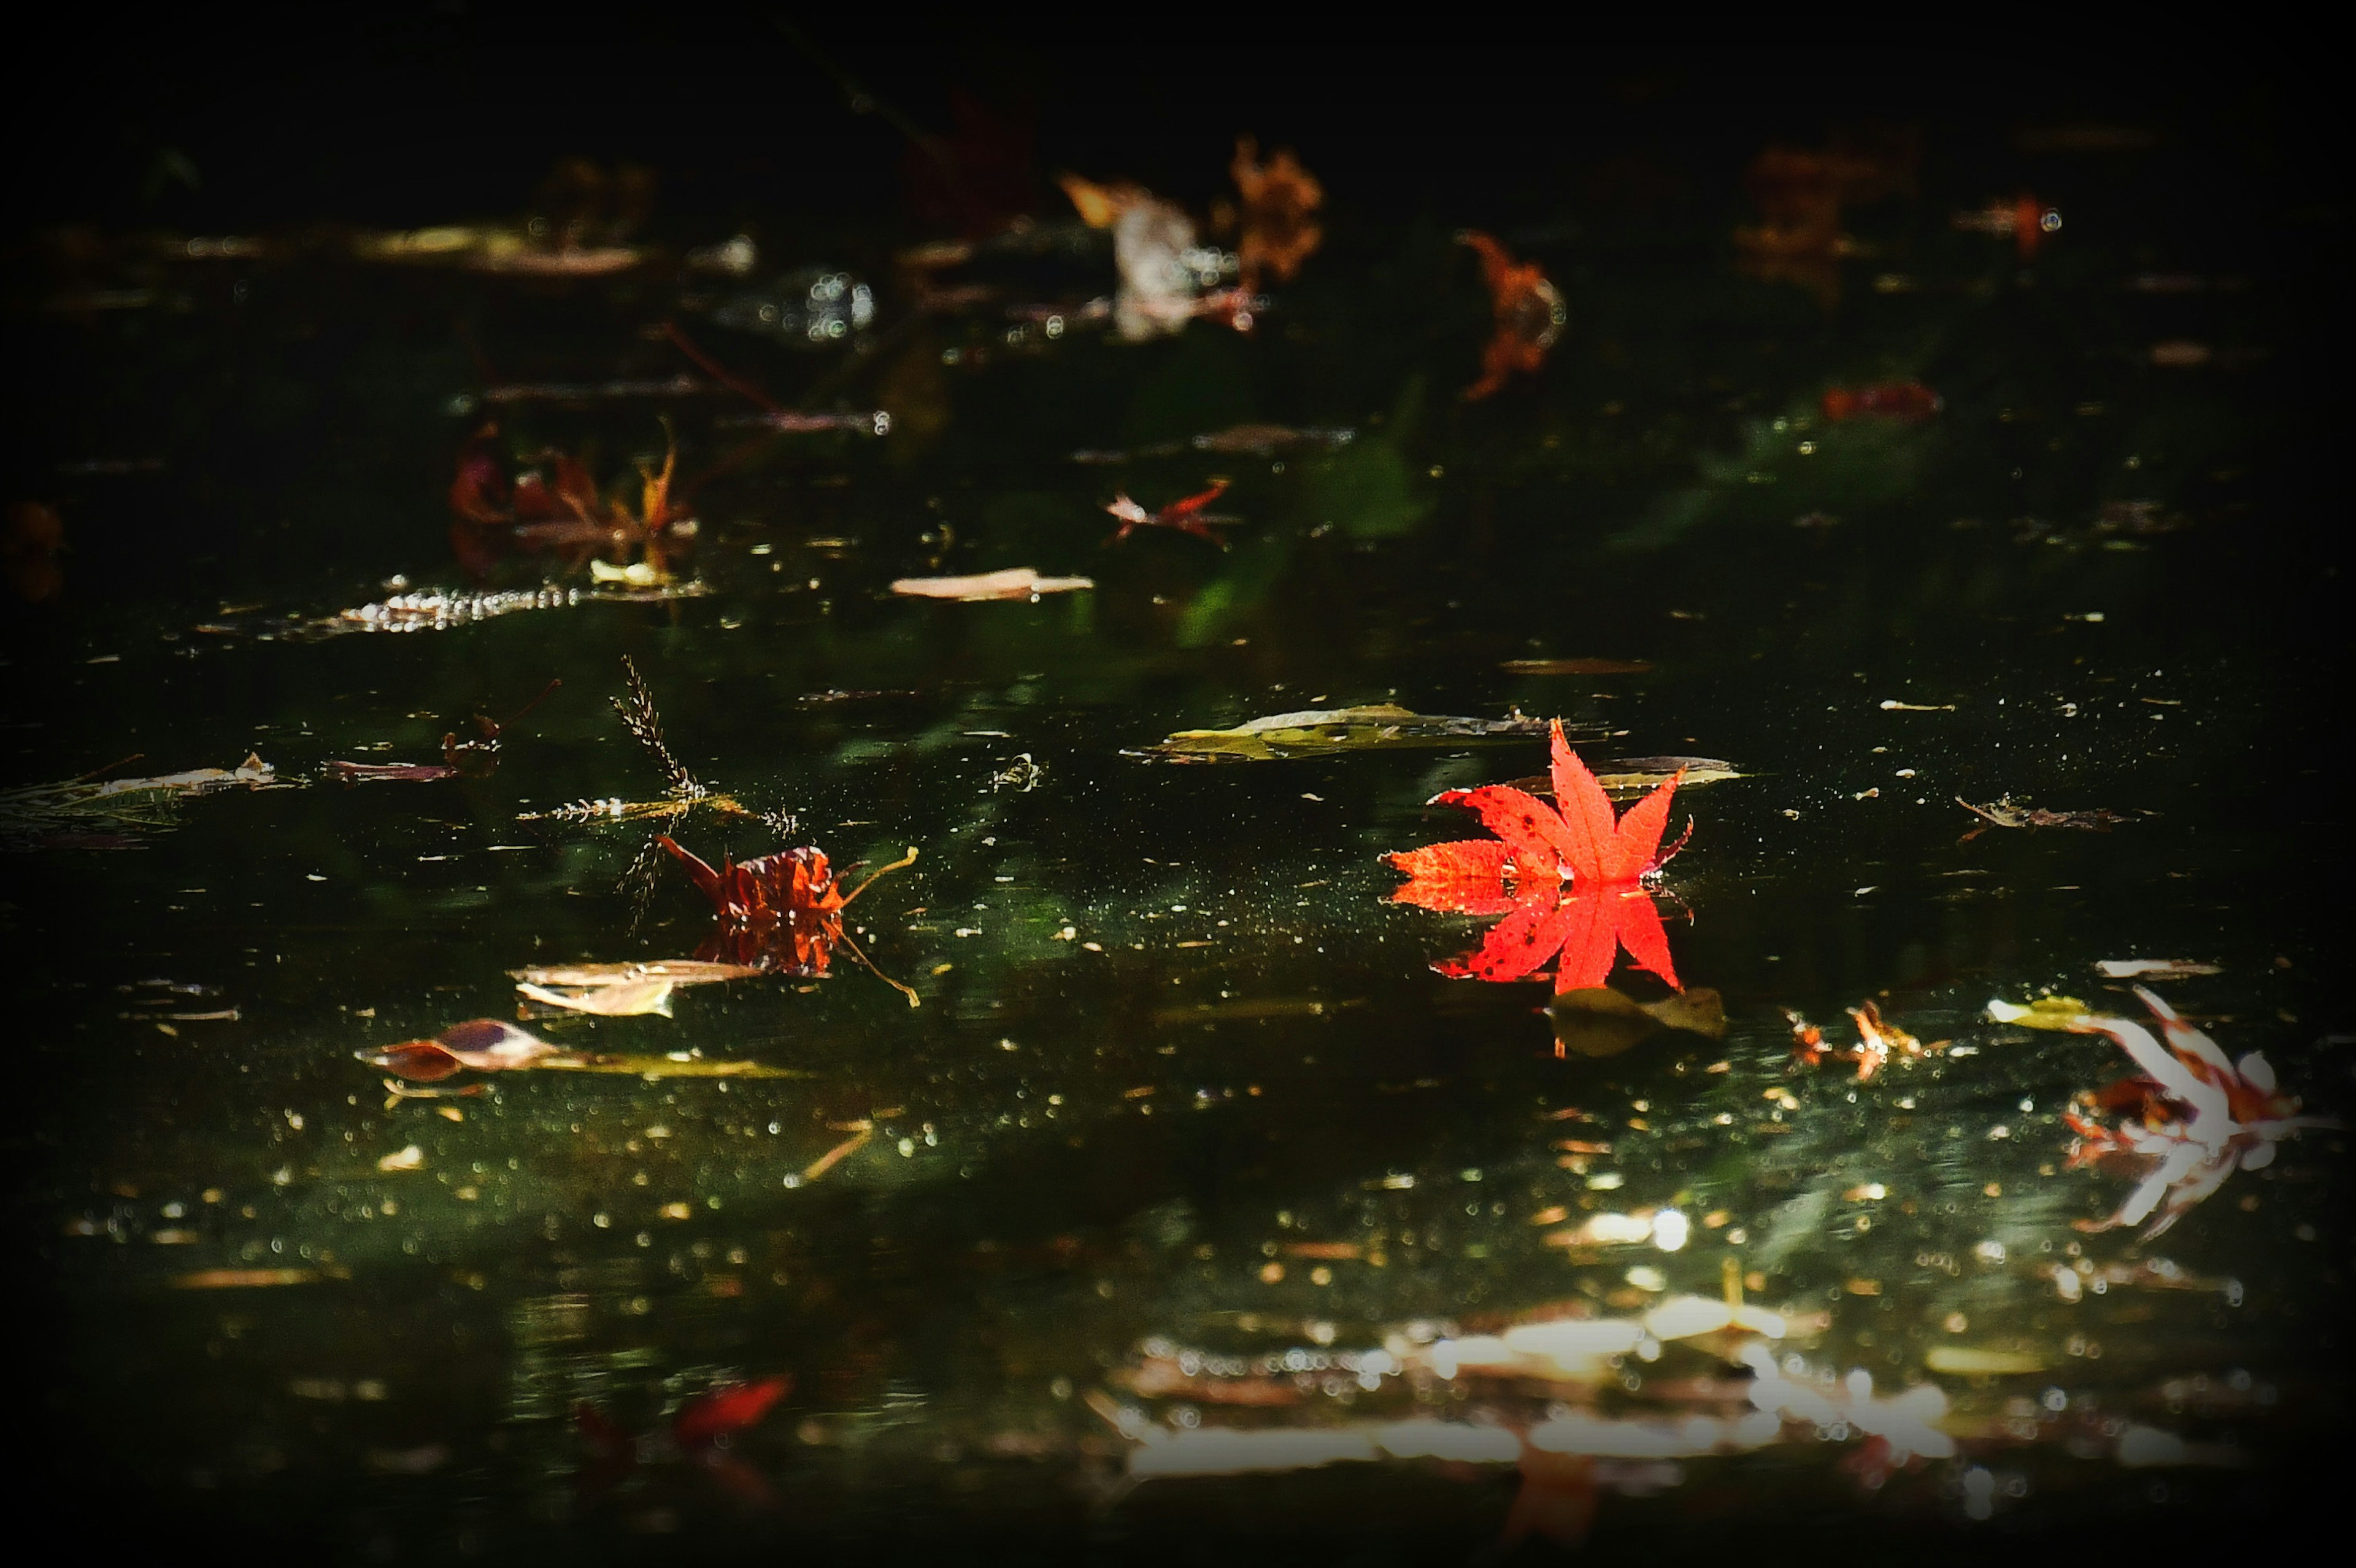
[
  {"xmin": 447, "ymin": 421, "xmax": 692, "ymax": 579},
  {"xmin": 1733, "ymin": 131, "xmax": 1918, "ymax": 306}
]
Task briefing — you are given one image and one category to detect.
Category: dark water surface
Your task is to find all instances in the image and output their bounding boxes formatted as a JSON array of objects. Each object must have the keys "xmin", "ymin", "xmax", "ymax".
[{"xmin": 9, "ymin": 55, "xmax": 2348, "ymax": 1562}]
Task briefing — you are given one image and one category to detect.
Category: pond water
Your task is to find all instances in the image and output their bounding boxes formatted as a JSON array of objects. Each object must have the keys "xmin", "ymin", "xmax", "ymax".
[{"xmin": 11, "ymin": 70, "xmax": 2347, "ymax": 1562}]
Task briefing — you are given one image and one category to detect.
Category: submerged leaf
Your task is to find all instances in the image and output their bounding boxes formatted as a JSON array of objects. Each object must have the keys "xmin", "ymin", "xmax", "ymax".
[
  {"xmin": 358, "ymin": 1020, "xmax": 803, "ymax": 1083},
  {"xmin": 1549, "ymin": 986, "xmax": 1727, "ymax": 1058},
  {"xmin": 1141, "ymin": 704, "xmax": 1563, "ymax": 763}
]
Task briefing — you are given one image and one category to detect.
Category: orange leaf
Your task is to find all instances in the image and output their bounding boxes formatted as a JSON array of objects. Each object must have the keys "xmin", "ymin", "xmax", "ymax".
[
  {"xmin": 1427, "ymin": 784, "xmax": 1571, "ymax": 881},
  {"xmin": 1547, "ymin": 723, "xmax": 1624, "ymax": 883},
  {"xmin": 1385, "ymin": 840, "xmax": 1517, "ymax": 914}
]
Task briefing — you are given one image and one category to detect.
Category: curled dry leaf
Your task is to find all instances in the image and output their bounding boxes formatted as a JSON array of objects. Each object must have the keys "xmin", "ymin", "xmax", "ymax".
[
  {"xmin": 448, "ymin": 421, "xmax": 693, "ymax": 581},
  {"xmin": 360, "ymin": 1018, "xmax": 560, "ymax": 1081},
  {"xmin": 659, "ymin": 836, "xmax": 920, "ymax": 1003},
  {"xmin": 1141, "ymin": 704, "xmax": 1568, "ymax": 764},
  {"xmin": 1957, "ymin": 796, "xmax": 2133, "ymax": 840},
  {"xmin": 1458, "ymin": 231, "xmax": 1565, "ymax": 401},
  {"xmin": 1787, "ymin": 1000, "xmax": 1943, "ymax": 1080},
  {"xmin": 890, "ymin": 568, "xmax": 1095, "ymax": 602}
]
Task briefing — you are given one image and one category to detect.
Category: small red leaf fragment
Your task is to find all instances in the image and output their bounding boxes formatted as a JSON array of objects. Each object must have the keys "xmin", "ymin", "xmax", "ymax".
[{"xmin": 672, "ymin": 1375, "xmax": 791, "ymax": 1450}]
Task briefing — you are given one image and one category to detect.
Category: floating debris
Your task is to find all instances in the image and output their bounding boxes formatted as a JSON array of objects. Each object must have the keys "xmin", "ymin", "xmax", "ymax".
[
  {"xmin": 309, "ymin": 582, "xmax": 706, "ymax": 636},
  {"xmin": 890, "ymin": 569, "xmax": 1095, "ymax": 602},
  {"xmin": 1104, "ymin": 480, "xmax": 1237, "ymax": 546},
  {"xmin": 1141, "ymin": 704, "xmax": 1563, "ymax": 763},
  {"xmin": 1957, "ymin": 796, "xmax": 2134, "ymax": 839},
  {"xmin": 1501, "ymin": 658, "xmax": 1654, "ymax": 676},
  {"xmin": 2, "ymin": 753, "xmax": 285, "ymax": 849}
]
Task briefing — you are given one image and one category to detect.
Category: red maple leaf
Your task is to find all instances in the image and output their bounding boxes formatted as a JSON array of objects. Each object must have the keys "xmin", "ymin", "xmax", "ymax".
[
  {"xmin": 1104, "ymin": 479, "xmax": 1235, "ymax": 545},
  {"xmin": 1385, "ymin": 720, "xmax": 1689, "ymax": 994},
  {"xmin": 574, "ymin": 1374, "xmax": 792, "ymax": 1508}
]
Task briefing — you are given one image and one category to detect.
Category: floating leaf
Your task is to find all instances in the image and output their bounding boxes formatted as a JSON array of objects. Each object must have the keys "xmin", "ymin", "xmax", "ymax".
[
  {"xmin": 1389, "ymin": 722, "xmax": 1695, "ymax": 1018},
  {"xmin": 1505, "ymin": 756, "xmax": 1742, "ymax": 799},
  {"xmin": 542, "ymin": 1055, "xmax": 807, "ymax": 1079},
  {"xmin": 1141, "ymin": 704, "xmax": 1567, "ymax": 763},
  {"xmin": 659, "ymin": 837, "xmax": 920, "ymax": 1004},
  {"xmin": 171, "ymin": 1267, "xmax": 326, "ymax": 1289},
  {"xmin": 1923, "ymin": 1346, "xmax": 2048, "ymax": 1375},
  {"xmin": 509, "ymin": 959, "xmax": 760, "ymax": 988},
  {"xmin": 1104, "ymin": 480, "xmax": 1237, "ymax": 546},
  {"xmin": 359, "ymin": 1019, "xmax": 561, "ymax": 1080},
  {"xmin": 325, "ymin": 759, "xmax": 461, "ymax": 785},
  {"xmin": 515, "ymin": 979, "xmax": 675, "ymax": 1018},
  {"xmin": 1985, "ymin": 996, "xmax": 2093, "ymax": 1031},
  {"xmin": 2096, "ymin": 959, "xmax": 2220, "ymax": 980},
  {"xmin": 1500, "ymin": 658, "xmax": 1654, "ymax": 676},
  {"xmin": 889, "ymin": 569, "xmax": 1095, "ymax": 602},
  {"xmin": 1822, "ymin": 383, "xmax": 1942, "ymax": 422}
]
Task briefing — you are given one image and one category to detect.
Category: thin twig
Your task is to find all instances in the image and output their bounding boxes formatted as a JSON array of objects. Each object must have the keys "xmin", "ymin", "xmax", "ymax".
[
  {"xmin": 834, "ymin": 928, "xmax": 921, "ymax": 1009},
  {"xmin": 611, "ymin": 656, "xmax": 703, "ymax": 799},
  {"xmin": 841, "ymin": 846, "xmax": 919, "ymax": 906},
  {"xmin": 662, "ymin": 320, "xmax": 779, "ymax": 415}
]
